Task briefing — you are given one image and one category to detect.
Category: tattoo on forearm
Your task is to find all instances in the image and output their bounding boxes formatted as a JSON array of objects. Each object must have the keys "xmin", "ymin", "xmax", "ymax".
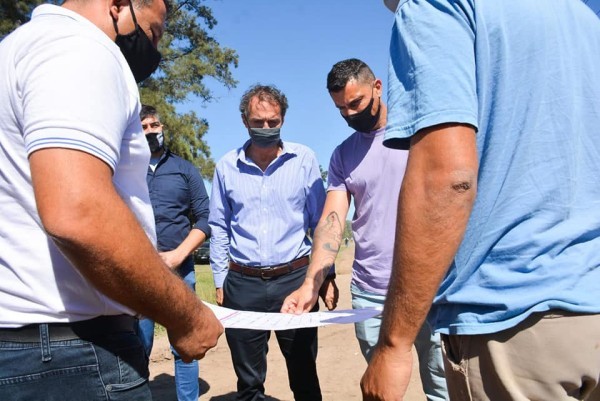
[
  {"xmin": 309, "ymin": 211, "xmax": 343, "ymax": 283},
  {"xmin": 319, "ymin": 212, "xmax": 342, "ymax": 252}
]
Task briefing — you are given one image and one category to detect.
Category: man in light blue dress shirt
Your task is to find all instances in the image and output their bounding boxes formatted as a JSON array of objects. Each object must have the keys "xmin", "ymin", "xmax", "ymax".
[{"xmin": 209, "ymin": 84, "xmax": 334, "ymax": 401}]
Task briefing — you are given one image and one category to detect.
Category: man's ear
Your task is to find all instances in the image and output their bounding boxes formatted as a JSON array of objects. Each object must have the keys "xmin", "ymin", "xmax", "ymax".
[
  {"xmin": 109, "ymin": 0, "xmax": 128, "ymax": 22},
  {"xmin": 374, "ymin": 78, "xmax": 383, "ymax": 97},
  {"xmin": 241, "ymin": 114, "xmax": 249, "ymax": 129}
]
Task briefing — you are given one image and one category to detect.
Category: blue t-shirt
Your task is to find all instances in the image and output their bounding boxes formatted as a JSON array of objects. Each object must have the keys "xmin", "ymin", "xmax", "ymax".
[{"xmin": 386, "ymin": 0, "xmax": 600, "ymax": 335}]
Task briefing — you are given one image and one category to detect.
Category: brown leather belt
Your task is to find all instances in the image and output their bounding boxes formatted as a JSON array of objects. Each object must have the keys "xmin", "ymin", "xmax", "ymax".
[
  {"xmin": 229, "ymin": 256, "xmax": 309, "ymax": 280},
  {"xmin": 0, "ymin": 315, "xmax": 137, "ymax": 342}
]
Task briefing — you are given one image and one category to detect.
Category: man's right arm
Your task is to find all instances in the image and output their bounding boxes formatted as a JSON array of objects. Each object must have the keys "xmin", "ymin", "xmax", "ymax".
[
  {"xmin": 29, "ymin": 148, "xmax": 222, "ymax": 362},
  {"xmin": 281, "ymin": 190, "xmax": 350, "ymax": 313},
  {"xmin": 208, "ymin": 164, "xmax": 231, "ymax": 306}
]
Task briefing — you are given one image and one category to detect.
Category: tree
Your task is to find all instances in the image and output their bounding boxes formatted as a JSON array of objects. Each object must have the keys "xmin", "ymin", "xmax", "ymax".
[
  {"xmin": 319, "ymin": 165, "xmax": 328, "ymax": 182},
  {"xmin": 0, "ymin": 0, "xmax": 239, "ymax": 179},
  {"xmin": 0, "ymin": 0, "xmax": 55, "ymax": 37},
  {"xmin": 141, "ymin": 0, "xmax": 238, "ymax": 178}
]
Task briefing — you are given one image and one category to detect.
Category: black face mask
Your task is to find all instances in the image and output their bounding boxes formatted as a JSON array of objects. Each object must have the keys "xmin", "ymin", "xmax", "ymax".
[
  {"xmin": 114, "ymin": 2, "xmax": 161, "ymax": 83},
  {"xmin": 248, "ymin": 127, "xmax": 281, "ymax": 148},
  {"xmin": 146, "ymin": 132, "xmax": 164, "ymax": 153},
  {"xmin": 342, "ymin": 94, "xmax": 382, "ymax": 133}
]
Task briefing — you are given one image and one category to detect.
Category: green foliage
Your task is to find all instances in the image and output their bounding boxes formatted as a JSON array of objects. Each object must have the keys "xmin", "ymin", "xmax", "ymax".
[
  {"xmin": 319, "ymin": 165, "xmax": 328, "ymax": 182},
  {"xmin": 0, "ymin": 0, "xmax": 59, "ymax": 37},
  {"xmin": 1, "ymin": 0, "xmax": 239, "ymax": 179}
]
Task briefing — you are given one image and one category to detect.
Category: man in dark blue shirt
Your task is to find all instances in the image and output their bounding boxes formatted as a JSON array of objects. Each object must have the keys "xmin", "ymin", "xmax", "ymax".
[{"xmin": 138, "ymin": 104, "xmax": 211, "ymax": 401}]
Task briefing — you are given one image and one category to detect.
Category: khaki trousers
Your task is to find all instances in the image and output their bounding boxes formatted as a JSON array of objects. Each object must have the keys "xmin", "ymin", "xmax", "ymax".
[{"xmin": 441, "ymin": 311, "xmax": 600, "ymax": 401}]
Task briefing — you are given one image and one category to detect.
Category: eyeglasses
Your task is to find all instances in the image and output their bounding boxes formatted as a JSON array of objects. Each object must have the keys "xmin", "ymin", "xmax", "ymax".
[{"xmin": 142, "ymin": 121, "xmax": 162, "ymax": 130}]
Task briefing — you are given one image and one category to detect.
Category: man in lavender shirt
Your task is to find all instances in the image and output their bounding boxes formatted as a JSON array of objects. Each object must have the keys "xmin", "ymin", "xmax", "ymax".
[{"xmin": 282, "ymin": 59, "xmax": 447, "ymax": 400}]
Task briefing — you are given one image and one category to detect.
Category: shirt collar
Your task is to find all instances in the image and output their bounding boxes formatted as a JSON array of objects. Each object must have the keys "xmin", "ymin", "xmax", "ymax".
[
  {"xmin": 360, "ymin": 126, "xmax": 386, "ymax": 138},
  {"xmin": 237, "ymin": 139, "xmax": 295, "ymax": 165},
  {"xmin": 34, "ymin": 5, "xmax": 104, "ymax": 34},
  {"xmin": 32, "ymin": 5, "xmax": 117, "ymax": 50}
]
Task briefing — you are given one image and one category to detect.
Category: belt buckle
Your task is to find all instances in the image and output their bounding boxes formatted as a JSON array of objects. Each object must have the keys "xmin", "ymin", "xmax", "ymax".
[{"xmin": 260, "ymin": 266, "xmax": 275, "ymax": 280}]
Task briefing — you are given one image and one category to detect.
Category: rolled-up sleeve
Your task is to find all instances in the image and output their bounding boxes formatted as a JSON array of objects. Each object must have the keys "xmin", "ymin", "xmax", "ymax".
[{"xmin": 188, "ymin": 164, "xmax": 211, "ymax": 237}]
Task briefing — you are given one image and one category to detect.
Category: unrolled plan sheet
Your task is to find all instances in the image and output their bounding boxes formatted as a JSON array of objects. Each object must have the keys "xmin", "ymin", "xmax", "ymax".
[{"xmin": 203, "ymin": 302, "xmax": 382, "ymax": 330}]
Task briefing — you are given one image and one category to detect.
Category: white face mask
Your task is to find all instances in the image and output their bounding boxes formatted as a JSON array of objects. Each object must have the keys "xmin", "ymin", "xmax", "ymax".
[{"xmin": 383, "ymin": 0, "xmax": 400, "ymax": 12}]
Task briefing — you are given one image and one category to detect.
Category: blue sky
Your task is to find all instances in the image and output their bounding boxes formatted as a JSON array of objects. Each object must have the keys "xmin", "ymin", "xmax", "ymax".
[
  {"xmin": 183, "ymin": 1, "xmax": 395, "ymax": 170},
  {"xmin": 185, "ymin": 0, "xmax": 600, "ymax": 171}
]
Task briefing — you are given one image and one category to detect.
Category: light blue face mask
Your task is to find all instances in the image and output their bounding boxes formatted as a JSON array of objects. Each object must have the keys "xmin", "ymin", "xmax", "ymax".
[{"xmin": 248, "ymin": 127, "xmax": 281, "ymax": 148}]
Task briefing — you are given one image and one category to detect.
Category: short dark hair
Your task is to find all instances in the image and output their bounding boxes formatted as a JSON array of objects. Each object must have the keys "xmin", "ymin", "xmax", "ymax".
[
  {"xmin": 239, "ymin": 84, "xmax": 289, "ymax": 118},
  {"xmin": 327, "ymin": 58, "xmax": 375, "ymax": 92},
  {"xmin": 133, "ymin": 0, "xmax": 172, "ymax": 14},
  {"xmin": 140, "ymin": 104, "xmax": 160, "ymax": 121}
]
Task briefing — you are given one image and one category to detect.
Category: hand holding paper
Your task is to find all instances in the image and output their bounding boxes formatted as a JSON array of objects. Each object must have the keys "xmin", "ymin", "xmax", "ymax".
[{"xmin": 203, "ymin": 301, "xmax": 381, "ymax": 331}]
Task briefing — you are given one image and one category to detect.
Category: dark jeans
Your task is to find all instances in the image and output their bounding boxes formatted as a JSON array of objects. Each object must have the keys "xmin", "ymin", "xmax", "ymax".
[
  {"xmin": 223, "ymin": 265, "xmax": 322, "ymax": 401},
  {"xmin": 0, "ymin": 319, "xmax": 150, "ymax": 400}
]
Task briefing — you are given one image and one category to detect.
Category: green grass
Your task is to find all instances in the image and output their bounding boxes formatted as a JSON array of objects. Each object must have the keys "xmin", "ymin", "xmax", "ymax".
[{"xmin": 195, "ymin": 264, "xmax": 217, "ymax": 304}]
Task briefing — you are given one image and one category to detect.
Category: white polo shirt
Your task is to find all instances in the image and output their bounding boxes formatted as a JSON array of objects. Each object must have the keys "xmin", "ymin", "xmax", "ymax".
[{"xmin": 0, "ymin": 5, "xmax": 156, "ymax": 327}]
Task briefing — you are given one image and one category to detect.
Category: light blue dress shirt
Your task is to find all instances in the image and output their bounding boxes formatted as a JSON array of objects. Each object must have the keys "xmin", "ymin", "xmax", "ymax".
[{"xmin": 209, "ymin": 140, "xmax": 326, "ymax": 288}]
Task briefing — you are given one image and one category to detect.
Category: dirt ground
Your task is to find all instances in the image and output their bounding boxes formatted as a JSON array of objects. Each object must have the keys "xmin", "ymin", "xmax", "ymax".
[{"xmin": 148, "ymin": 243, "xmax": 427, "ymax": 400}]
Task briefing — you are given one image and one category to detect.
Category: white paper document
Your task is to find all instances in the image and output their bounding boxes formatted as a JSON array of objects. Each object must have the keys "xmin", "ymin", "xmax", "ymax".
[{"xmin": 203, "ymin": 302, "xmax": 382, "ymax": 331}]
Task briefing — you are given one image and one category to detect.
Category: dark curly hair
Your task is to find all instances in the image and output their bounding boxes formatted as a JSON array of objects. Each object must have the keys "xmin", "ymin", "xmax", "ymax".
[{"xmin": 239, "ymin": 84, "xmax": 289, "ymax": 118}]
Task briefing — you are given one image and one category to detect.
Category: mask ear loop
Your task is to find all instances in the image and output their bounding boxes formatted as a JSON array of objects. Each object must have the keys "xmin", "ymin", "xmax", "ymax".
[
  {"xmin": 128, "ymin": 1, "xmax": 140, "ymax": 28},
  {"xmin": 112, "ymin": 1, "xmax": 139, "ymax": 34}
]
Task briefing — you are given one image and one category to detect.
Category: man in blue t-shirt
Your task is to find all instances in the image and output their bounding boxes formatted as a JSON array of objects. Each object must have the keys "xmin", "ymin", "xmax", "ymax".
[{"xmin": 362, "ymin": 1, "xmax": 600, "ymax": 400}]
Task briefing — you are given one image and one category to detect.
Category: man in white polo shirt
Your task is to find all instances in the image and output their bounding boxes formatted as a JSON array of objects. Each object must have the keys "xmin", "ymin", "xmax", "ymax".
[{"xmin": 0, "ymin": 1, "xmax": 222, "ymax": 399}]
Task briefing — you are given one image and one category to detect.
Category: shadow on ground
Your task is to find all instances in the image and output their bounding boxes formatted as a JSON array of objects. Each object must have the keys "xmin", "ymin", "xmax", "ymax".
[
  {"xmin": 149, "ymin": 374, "xmax": 281, "ymax": 401},
  {"xmin": 149, "ymin": 374, "xmax": 209, "ymax": 401},
  {"xmin": 208, "ymin": 393, "xmax": 281, "ymax": 401}
]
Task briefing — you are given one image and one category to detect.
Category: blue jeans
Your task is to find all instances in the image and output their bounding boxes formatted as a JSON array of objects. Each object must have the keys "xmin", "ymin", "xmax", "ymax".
[
  {"xmin": 351, "ymin": 284, "xmax": 448, "ymax": 401},
  {"xmin": 138, "ymin": 268, "xmax": 199, "ymax": 401},
  {"xmin": 0, "ymin": 320, "xmax": 150, "ymax": 400}
]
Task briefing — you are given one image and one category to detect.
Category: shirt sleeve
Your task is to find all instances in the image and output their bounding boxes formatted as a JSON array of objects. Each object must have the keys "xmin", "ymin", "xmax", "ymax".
[
  {"xmin": 304, "ymin": 150, "xmax": 327, "ymax": 234},
  {"xmin": 20, "ymin": 35, "xmax": 132, "ymax": 170},
  {"xmin": 327, "ymin": 145, "xmax": 347, "ymax": 192},
  {"xmin": 385, "ymin": 0, "xmax": 478, "ymax": 149},
  {"xmin": 187, "ymin": 163, "xmax": 211, "ymax": 237},
  {"xmin": 208, "ymin": 163, "xmax": 231, "ymax": 288}
]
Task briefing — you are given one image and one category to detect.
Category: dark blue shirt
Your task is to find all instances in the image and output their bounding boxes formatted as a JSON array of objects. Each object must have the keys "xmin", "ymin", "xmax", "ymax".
[{"xmin": 147, "ymin": 150, "xmax": 210, "ymax": 255}]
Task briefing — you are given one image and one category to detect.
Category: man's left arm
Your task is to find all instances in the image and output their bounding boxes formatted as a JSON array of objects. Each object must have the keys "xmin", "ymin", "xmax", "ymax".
[
  {"xmin": 159, "ymin": 164, "xmax": 210, "ymax": 269},
  {"xmin": 361, "ymin": 124, "xmax": 478, "ymax": 400}
]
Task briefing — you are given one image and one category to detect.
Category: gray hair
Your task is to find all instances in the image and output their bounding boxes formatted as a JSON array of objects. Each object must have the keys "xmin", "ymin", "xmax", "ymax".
[{"xmin": 133, "ymin": 0, "xmax": 172, "ymax": 13}]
